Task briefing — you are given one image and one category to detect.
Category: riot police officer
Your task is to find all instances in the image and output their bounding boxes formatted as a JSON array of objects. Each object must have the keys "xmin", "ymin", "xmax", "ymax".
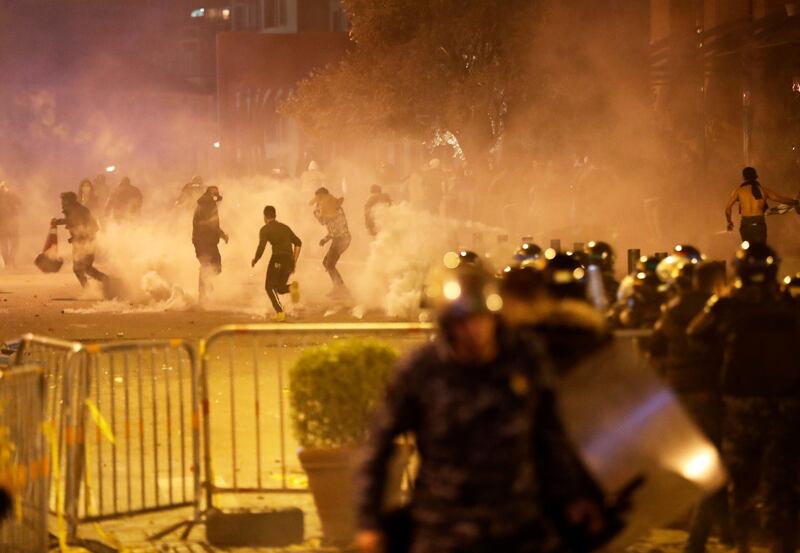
[
  {"xmin": 615, "ymin": 256, "xmax": 666, "ymax": 329},
  {"xmin": 656, "ymin": 245, "xmax": 706, "ymax": 300},
  {"xmin": 356, "ymin": 259, "xmax": 604, "ymax": 553},
  {"xmin": 499, "ymin": 252, "xmax": 610, "ymax": 376},
  {"xmin": 689, "ymin": 243, "xmax": 800, "ymax": 553},
  {"xmin": 781, "ymin": 273, "xmax": 800, "ymax": 304},
  {"xmin": 584, "ymin": 241, "xmax": 619, "ymax": 305},
  {"xmin": 650, "ymin": 261, "xmax": 731, "ymax": 553}
]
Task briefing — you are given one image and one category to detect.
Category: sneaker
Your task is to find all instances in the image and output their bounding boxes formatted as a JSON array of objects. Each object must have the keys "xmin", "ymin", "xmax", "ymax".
[
  {"xmin": 289, "ymin": 281, "xmax": 300, "ymax": 303},
  {"xmin": 270, "ymin": 312, "xmax": 287, "ymax": 322}
]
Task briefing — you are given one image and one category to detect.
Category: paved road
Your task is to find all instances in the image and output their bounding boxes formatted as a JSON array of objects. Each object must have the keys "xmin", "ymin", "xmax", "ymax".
[{"xmin": 0, "ymin": 270, "xmax": 394, "ymax": 344}]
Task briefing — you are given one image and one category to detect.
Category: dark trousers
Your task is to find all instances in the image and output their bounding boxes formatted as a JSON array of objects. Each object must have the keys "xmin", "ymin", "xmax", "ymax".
[
  {"xmin": 72, "ymin": 242, "xmax": 107, "ymax": 288},
  {"xmin": 723, "ymin": 397, "xmax": 800, "ymax": 553},
  {"xmin": 195, "ymin": 244, "xmax": 221, "ymax": 300},
  {"xmin": 323, "ymin": 235, "xmax": 351, "ymax": 288},
  {"xmin": 681, "ymin": 394, "xmax": 732, "ymax": 552},
  {"xmin": 266, "ymin": 254, "xmax": 294, "ymax": 313},
  {"xmin": 739, "ymin": 216, "xmax": 767, "ymax": 244}
]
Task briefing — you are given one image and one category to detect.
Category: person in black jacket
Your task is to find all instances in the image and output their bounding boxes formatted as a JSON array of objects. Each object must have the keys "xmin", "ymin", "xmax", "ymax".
[
  {"xmin": 650, "ymin": 261, "xmax": 730, "ymax": 553},
  {"xmin": 52, "ymin": 192, "xmax": 109, "ymax": 291},
  {"xmin": 192, "ymin": 186, "xmax": 228, "ymax": 301},
  {"xmin": 355, "ymin": 262, "xmax": 605, "ymax": 553},
  {"xmin": 105, "ymin": 176, "xmax": 143, "ymax": 222},
  {"xmin": 251, "ymin": 205, "xmax": 302, "ymax": 321},
  {"xmin": 689, "ymin": 243, "xmax": 800, "ymax": 553}
]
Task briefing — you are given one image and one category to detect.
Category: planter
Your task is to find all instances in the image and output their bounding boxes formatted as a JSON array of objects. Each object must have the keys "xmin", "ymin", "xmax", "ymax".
[
  {"xmin": 298, "ymin": 447, "xmax": 357, "ymax": 546},
  {"xmin": 299, "ymin": 442, "xmax": 415, "ymax": 546}
]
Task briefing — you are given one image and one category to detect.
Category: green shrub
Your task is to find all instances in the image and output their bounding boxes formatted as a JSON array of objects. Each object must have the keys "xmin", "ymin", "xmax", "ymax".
[{"xmin": 289, "ymin": 339, "xmax": 399, "ymax": 449}]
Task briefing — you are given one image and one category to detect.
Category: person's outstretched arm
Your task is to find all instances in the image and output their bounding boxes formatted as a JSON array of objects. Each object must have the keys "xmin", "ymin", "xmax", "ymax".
[
  {"xmin": 725, "ymin": 189, "xmax": 738, "ymax": 231},
  {"xmin": 763, "ymin": 185, "xmax": 798, "ymax": 206},
  {"xmin": 251, "ymin": 227, "xmax": 268, "ymax": 267}
]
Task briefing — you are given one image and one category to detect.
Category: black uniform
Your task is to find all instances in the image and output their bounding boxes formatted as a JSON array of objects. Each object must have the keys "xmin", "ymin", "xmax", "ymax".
[
  {"xmin": 620, "ymin": 282, "xmax": 666, "ymax": 329},
  {"xmin": 650, "ymin": 291, "xmax": 730, "ymax": 553},
  {"xmin": 56, "ymin": 203, "xmax": 108, "ymax": 287},
  {"xmin": 356, "ymin": 332, "xmax": 592, "ymax": 553},
  {"xmin": 689, "ymin": 286, "xmax": 800, "ymax": 553},
  {"xmin": 253, "ymin": 220, "xmax": 302, "ymax": 313},
  {"xmin": 522, "ymin": 299, "xmax": 611, "ymax": 377}
]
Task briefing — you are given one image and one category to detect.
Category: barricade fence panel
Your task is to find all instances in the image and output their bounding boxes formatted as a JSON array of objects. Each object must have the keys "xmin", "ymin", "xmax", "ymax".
[
  {"xmin": 200, "ymin": 323, "xmax": 435, "ymax": 509},
  {"xmin": 13, "ymin": 335, "xmax": 80, "ymax": 517},
  {"xmin": 7, "ymin": 325, "xmax": 654, "ymax": 542},
  {"xmin": 0, "ymin": 366, "xmax": 48, "ymax": 553},
  {"xmin": 75, "ymin": 341, "xmax": 199, "ymax": 522}
]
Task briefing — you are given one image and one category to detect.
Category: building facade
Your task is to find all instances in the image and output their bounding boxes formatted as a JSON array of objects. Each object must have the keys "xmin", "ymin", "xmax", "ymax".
[
  {"xmin": 215, "ymin": 1, "xmax": 349, "ymax": 175},
  {"xmin": 651, "ymin": 0, "xmax": 800, "ymax": 187},
  {"xmin": 227, "ymin": 0, "xmax": 348, "ymax": 33}
]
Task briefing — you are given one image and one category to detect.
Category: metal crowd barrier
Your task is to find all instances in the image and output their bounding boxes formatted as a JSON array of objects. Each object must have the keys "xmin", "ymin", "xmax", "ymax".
[
  {"xmin": 198, "ymin": 323, "xmax": 435, "ymax": 511},
  {"xmin": 74, "ymin": 340, "xmax": 200, "ymax": 526},
  {"xmin": 13, "ymin": 336, "xmax": 200, "ymax": 542},
  {"xmin": 0, "ymin": 365, "xmax": 49, "ymax": 553},
  {"xmin": 6, "ymin": 323, "xmax": 653, "ymax": 547},
  {"xmin": 13, "ymin": 335, "xmax": 81, "ymax": 521}
]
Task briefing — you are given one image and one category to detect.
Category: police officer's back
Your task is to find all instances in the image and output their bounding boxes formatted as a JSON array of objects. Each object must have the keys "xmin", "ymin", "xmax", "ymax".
[
  {"xmin": 650, "ymin": 261, "xmax": 726, "ymax": 394},
  {"xmin": 616, "ymin": 256, "xmax": 667, "ymax": 329},
  {"xmin": 689, "ymin": 243, "xmax": 800, "ymax": 553},
  {"xmin": 501, "ymin": 253, "xmax": 611, "ymax": 376}
]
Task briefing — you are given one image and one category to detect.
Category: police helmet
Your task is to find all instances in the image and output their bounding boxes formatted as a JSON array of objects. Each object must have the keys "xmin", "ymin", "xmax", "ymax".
[
  {"xmin": 499, "ymin": 260, "xmax": 546, "ymax": 301},
  {"xmin": 733, "ymin": 241, "xmax": 779, "ymax": 285},
  {"xmin": 424, "ymin": 254, "xmax": 503, "ymax": 325},
  {"xmin": 672, "ymin": 244, "xmax": 705, "ymax": 264},
  {"xmin": 512, "ymin": 242, "xmax": 542, "ymax": 264},
  {"xmin": 656, "ymin": 256, "xmax": 696, "ymax": 287},
  {"xmin": 584, "ymin": 241, "xmax": 615, "ymax": 271},
  {"xmin": 567, "ymin": 250, "xmax": 590, "ymax": 268},
  {"xmin": 544, "ymin": 251, "xmax": 587, "ymax": 299},
  {"xmin": 782, "ymin": 273, "xmax": 800, "ymax": 299},
  {"xmin": 456, "ymin": 249, "xmax": 482, "ymax": 267},
  {"xmin": 635, "ymin": 256, "xmax": 661, "ymax": 286}
]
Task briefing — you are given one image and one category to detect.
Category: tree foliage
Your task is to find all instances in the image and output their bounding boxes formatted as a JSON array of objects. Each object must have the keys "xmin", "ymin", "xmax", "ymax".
[
  {"xmin": 282, "ymin": 0, "xmax": 543, "ymax": 163},
  {"xmin": 283, "ymin": 1, "xmax": 650, "ymax": 168}
]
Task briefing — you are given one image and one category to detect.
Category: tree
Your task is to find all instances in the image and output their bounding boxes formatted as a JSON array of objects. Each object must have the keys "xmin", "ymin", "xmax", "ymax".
[
  {"xmin": 283, "ymin": 1, "xmax": 653, "ymax": 174},
  {"xmin": 282, "ymin": 0, "xmax": 543, "ymax": 166}
]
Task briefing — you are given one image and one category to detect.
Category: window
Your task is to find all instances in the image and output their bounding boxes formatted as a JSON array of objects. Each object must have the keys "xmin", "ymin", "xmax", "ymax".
[
  {"xmin": 263, "ymin": 0, "xmax": 287, "ymax": 28},
  {"xmin": 232, "ymin": 1, "xmax": 260, "ymax": 30}
]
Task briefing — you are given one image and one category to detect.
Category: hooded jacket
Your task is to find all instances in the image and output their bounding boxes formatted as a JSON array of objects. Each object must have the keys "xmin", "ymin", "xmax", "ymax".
[{"xmin": 192, "ymin": 192, "xmax": 223, "ymax": 249}]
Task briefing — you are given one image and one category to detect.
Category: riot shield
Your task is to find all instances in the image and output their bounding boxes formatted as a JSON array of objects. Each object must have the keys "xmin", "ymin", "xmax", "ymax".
[{"xmin": 556, "ymin": 337, "xmax": 727, "ymax": 550}]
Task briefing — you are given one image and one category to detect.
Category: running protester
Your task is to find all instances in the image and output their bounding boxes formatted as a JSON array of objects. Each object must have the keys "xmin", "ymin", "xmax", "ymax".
[
  {"xmin": 311, "ymin": 187, "xmax": 351, "ymax": 296},
  {"xmin": 252, "ymin": 205, "xmax": 302, "ymax": 321}
]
